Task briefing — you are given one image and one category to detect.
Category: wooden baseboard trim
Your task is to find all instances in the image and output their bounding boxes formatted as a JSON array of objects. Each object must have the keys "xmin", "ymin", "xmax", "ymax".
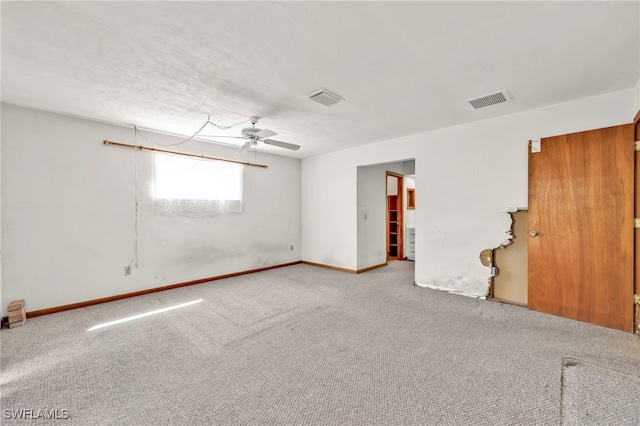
[
  {"xmin": 487, "ymin": 296, "xmax": 528, "ymax": 308},
  {"xmin": 301, "ymin": 261, "xmax": 387, "ymax": 274},
  {"xmin": 301, "ymin": 261, "xmax": 357, "ymax": 274},
  {"xmin": 25, "ymin": 261, "xmax": 302, "ymax": 319},
  {"xmin": 356, "ymin": 263, "xmax": 388, "ymax": 273}
]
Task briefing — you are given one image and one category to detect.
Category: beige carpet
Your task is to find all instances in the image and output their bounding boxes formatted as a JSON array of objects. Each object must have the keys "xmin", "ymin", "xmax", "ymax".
[
  {"xmin": 561, "ymin": 357, "xmax": 640, "ymax": 425},
  {"xmin": 1, "ymin": 262, "xmax": 639, "ymax": 425}
]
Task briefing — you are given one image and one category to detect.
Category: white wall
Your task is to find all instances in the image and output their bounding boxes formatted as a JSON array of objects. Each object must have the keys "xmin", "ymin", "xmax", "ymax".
[
  {"xmin": 635, "ymin": 76, "xmax": 640, "ymax": 113},
  {"xmin": 403, "ymin": 162, "xmax": 415, "ymax": 176},
  {"xmin": 0, "ymin": 106, "xmax": 2, "ymax": 317},
  {"xmin": 356, "ymin": 161, "xmax": 405, "ymax": 270},
  {"xmin": 386, "ymin": 175, "xmax": 398, "ymax": 196},
  {"xmin": 1, "ymin": 104, "xmax": 301, "ymax": 315},
  {"xmin": 403, "ymin": 175, "xmax": 415, "ymax": 226},
  {"xmin": 302, "ymin": 88, "xmax": 636, "ymax": 297},
  {"xmin": 402, "ymin": 174, "xmax": 416, "ymax": 257}
]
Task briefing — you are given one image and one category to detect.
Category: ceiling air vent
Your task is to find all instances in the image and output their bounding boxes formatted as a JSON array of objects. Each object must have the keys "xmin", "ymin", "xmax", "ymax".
[
  {"xmin": 309, "ymin": 89, "xmax": 344, "ymax": 107},
  {"xmin": 467, "ymin": 90, "xmax": 511, "ymax": 109}
]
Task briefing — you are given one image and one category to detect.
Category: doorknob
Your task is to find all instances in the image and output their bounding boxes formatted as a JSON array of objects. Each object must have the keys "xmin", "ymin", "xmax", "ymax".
[{"xmin": 530, "ymin": 230, "xmax": 538, "ymax": 237}]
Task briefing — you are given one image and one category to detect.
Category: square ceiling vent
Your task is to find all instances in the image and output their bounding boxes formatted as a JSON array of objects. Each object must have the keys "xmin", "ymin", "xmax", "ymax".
[
  {"xmin": 467, "ymin": 89, "xmax": 511, "ymax": 109},
  {"xmin": 309, "ymin": 89, "xmax": 344, "ymax": 107}
]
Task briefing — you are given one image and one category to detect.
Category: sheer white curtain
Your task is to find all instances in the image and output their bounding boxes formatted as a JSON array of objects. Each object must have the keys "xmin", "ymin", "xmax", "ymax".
[{"xmin": 154, "ymin": 152, "xmax": 243, "ymax": 215}]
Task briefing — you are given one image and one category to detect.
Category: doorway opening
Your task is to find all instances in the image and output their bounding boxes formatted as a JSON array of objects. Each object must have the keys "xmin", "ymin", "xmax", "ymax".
[
  {"xmin": 355, "ymin": 160, "xmax": 415, "ymax": 271},
  {"xmin": 387, "ymin": 172, "xmax": 403, "ymax": 261}
]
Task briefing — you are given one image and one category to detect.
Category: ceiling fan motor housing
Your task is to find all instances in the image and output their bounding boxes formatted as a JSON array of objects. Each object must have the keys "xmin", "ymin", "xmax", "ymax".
[{"xmin": 241, "ymin": 127, "xmax": 261, "ymax": 138}]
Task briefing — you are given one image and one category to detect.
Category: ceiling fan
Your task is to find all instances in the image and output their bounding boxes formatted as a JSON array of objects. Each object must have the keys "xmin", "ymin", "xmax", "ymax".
[{"xmin": 199, "ymin": 116, "xmax": 300, "ymax": 154}]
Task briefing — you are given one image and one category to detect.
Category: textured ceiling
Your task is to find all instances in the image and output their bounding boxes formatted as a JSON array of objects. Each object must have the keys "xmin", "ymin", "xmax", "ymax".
[{"xmin": 2, "ymin": 1, "xmax": 639, "ymax": 158}]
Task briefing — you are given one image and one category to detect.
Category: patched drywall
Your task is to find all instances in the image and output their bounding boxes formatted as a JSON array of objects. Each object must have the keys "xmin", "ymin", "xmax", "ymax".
[
  {"xmin": 1, "ymin": 104, "xmax": 302, "ymax": 315},
  {"xmin": 493, "ymin": 210, "xmax": 528, "ymax": 304}
]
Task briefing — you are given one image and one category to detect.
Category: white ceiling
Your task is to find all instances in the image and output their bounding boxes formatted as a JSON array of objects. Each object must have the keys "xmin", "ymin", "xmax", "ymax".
[{"xmin": 2, "ymin": 1, "xmax": 638, "ymax": 158}]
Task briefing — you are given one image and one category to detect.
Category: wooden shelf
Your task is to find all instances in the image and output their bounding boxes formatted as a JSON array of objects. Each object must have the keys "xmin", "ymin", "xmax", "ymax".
[{"xmin": 387, "ymin": 192, "xmax": 402, "ymax": 260}]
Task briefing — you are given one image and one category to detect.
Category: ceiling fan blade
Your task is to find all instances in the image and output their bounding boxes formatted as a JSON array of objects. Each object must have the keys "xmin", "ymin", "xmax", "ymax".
[
  {"xmin": 236, "ymin": 141, "xmax": 252, "ymax": 154},
  {"xmin": 254, "ymin": 129, "xmax": 277, "ymax": 139},
  {"xmin": 198, "ymin": 135, "xmax": 246, "ymax": 139},
  {"xmin": 263, "ymin": 139, "xmax": 301, "ymax": 151}
]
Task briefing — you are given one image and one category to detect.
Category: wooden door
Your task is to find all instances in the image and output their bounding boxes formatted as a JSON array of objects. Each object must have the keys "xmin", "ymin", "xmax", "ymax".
[{"xmin": 528, "ymin": 124, "xmax": 635, "ymax": 332}]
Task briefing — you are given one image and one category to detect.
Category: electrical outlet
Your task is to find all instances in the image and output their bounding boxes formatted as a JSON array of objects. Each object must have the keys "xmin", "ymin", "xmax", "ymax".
[{"xmin": 124, "ymin": 266, "xmax": 131, "ymax": 276}]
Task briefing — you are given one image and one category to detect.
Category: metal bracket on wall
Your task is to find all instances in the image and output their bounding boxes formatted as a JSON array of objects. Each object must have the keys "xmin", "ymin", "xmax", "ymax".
[
  {"xmin": 635, "ymin": 295, "xmax": 640, "ymax": 335},
  {"xmin": 635, "ymin": 218, "xmax": 640, "ymax": 229},
  {"xmin": 635, "ymin": 141, "xmax": 640, "ymax": 151}
]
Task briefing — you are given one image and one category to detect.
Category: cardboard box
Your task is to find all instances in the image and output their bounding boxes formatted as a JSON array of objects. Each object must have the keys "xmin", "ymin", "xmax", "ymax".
[
  {"xmin": 8, "ymin": 308, "xmax": 25, "ymax": 323},
  {"xmin": 7, "ymin": 299, "xmax": 25, "ymax": 312}
]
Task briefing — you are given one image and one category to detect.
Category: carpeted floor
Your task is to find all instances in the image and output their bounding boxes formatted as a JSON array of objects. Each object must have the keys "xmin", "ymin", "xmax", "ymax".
[
  {"xmin": 1, "ymin": 262, "xmax": 639, "ymax": 425},
  {"xmin": 560, "ymin": 358, "xmax": 640, "ymax": 425}
]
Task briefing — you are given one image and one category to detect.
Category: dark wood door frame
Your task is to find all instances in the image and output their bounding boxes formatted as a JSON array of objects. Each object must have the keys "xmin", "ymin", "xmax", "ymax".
[{"xmin": 386, "ymin": 171, "xmax": 404, "ymax": 260}]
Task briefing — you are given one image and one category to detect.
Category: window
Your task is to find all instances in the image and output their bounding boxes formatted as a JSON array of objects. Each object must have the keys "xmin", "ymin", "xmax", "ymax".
[{"xmin": 154, "ymin": 152, "xmax": 243, "ymax": 214}]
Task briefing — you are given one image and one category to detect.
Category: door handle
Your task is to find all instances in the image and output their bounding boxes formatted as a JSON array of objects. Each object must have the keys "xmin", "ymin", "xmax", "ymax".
[{"xmin": 530, "ymin": 230, "xmax": 538, "ymax": 237}]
